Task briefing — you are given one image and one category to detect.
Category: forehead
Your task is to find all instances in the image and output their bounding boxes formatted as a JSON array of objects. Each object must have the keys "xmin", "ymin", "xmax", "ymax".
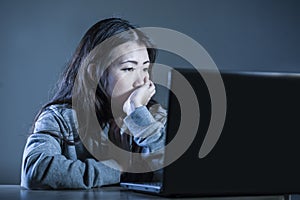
[{"xmin": 109, "ymin": 41, "xmax": 148, "ymax": 63}]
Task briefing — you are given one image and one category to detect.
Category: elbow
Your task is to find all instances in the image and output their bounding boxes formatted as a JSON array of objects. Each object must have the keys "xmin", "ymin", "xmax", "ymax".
[
  {"xmin": 20, "ymin": 155, "xmax": 51, "ymax": 190},
  {"xmin": 21, "ymin": 171, "xmax": 41, "ymax": 189},
  {"xmin": 21, "ymin": 155, "xmax": 35, "ymax": 189},
  {"xmin": 21, "ymin": 174, "xmax": 39, "ymax": 190},
  {"xmin": 21, "ymin": 164, "xmax": 46, "ymax": 190}
]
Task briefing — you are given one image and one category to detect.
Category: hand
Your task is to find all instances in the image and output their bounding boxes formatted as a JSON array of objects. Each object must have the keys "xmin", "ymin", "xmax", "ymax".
[{"xmin": 123, "ymin": 77, "xmax": 156, "ymax": 115}]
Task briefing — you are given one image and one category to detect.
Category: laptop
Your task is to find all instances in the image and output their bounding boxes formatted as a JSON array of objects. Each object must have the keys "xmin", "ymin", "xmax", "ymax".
[{"xmin": 120, "ymin": 68, "xmax": 300, "ymax": 197}]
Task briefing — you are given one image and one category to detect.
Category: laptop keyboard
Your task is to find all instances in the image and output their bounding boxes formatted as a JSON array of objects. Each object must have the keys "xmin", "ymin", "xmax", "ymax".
[{"xmin": 136, "ymin": 182, "xmax": 162, "ymax": 187}]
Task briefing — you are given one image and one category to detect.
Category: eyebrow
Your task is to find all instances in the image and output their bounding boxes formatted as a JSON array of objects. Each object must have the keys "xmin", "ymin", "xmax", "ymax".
[{"xmin": 120, "ymin": 60, "xmax": 150, "ymax": 65}]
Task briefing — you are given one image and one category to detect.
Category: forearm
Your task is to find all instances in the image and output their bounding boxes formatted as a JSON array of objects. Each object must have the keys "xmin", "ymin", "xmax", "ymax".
[
  {"xmin": 21, "ymin": 134, "xmax": 120, "ymax": 189},
  {"xmin": 124, "ymin": 106, "xmax": 166, "ymax": 151}
]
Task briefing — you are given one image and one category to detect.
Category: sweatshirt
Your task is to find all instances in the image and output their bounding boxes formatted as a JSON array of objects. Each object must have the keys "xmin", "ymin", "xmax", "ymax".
[{"xmin": 21, "ymin": 103, "xmax": 167, "ymax": 189}]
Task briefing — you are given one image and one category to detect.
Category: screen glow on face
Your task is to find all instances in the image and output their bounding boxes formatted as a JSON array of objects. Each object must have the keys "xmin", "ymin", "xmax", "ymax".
[{"xmin": 106, "ymin": 42, "xmax": 150, "ymax": 106}]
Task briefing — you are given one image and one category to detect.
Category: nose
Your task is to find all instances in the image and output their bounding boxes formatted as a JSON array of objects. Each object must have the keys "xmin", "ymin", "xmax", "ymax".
[{"xmin": 133, "ymin": 72, "xmax": 147, "ymax": 88}]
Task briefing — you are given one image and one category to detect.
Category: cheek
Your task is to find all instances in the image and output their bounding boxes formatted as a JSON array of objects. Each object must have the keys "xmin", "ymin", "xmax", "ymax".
[
  {"xmin": 109, "ymin": 76, "xmax": 133, "ymax": 98},
  {"xmin": 106, "ymin": 71, "xmax": 121, "ymax": 96},
  {"xmin": 106, "ymin": 75, "xmax": 116, "ymax": 97}
]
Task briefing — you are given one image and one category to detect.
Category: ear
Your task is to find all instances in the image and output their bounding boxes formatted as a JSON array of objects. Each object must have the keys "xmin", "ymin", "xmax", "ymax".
[{"xmin": 87, "ymin": 63, "xmax": 97, "ymax": 82}]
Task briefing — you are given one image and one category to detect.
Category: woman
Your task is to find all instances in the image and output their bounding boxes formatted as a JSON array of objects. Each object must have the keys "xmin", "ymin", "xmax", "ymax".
[{"xmin": 21, "ymin": 18, "xmax": 167, "ymax": 189}]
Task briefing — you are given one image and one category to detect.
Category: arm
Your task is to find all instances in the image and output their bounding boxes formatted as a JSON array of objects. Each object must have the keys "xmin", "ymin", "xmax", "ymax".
[
  {"xmin": 122, "ymin": 78, "xmax": 166, "ymax": 152},
  {"xmin": 122, "ymin": 79, "xmax": 167, "ymax": 172},
  {"xmin": 21, "ymin": 108, "xmax": 121, "ymax": 189},
  {"xmin": 122, "ymin": 104, "xmax": 166, "ymax": 179},
  {"xmin": 123, "ymin": 104, "xmax": 167, "ymax": 152}
]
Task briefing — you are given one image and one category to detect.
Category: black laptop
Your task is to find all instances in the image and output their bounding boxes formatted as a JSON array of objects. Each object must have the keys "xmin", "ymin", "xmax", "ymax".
[{"xmin": 120, "ymin": 68, "xmax": 300, "ymax": 197}]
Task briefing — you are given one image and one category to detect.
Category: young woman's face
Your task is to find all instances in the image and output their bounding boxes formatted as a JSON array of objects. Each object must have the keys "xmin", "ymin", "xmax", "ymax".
[{"xmin": 106, "ymin": 42, "xmax": 150, "ymax": 106}]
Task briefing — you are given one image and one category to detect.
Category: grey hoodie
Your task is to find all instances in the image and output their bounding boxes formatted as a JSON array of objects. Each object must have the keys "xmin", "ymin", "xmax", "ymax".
[{"xmin": 21, "ymin": 103, "xmax": 167, "ymax": 189}]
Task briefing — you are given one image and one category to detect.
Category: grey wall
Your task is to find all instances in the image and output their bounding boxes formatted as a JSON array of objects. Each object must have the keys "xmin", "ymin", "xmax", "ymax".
[{"xmin": 0, "ymin": 0, "xmax": 299, "ymax": 184}]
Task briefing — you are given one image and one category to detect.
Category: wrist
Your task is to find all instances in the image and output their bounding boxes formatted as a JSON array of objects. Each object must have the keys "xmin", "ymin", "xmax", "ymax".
[
  {"xmin": 126, "ymin": 101, "xmax": 143, "ymax": 116},
  {"xmin": 132, "ymin": 101, "xmax": 143, "ymax": 108},
  {"xmin": 125, "ymin": 100, "xmax": 137, "ymax": 116}
]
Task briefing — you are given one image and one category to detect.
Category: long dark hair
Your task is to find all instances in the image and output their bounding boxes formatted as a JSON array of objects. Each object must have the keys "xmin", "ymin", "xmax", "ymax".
[{"xmin": 32, "ymin": 18, "xmax": 157, "ymax": 145}]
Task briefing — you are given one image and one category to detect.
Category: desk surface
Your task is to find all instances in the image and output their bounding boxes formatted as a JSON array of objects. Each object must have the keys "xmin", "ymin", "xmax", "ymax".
[{"xmin": 0, "ymin": 185, "xmax": 298, "ymax": 200}]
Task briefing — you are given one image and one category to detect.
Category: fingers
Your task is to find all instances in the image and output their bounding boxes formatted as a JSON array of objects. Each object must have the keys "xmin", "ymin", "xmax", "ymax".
[
  {"xmin": 144, "ymin": 81, "xmax": 155, "ymax": 98},
  {"xmin": 139, "ymin": 79, "xmax": 155, "ymax": 91},
  {"xmin": 146, "ymin": 81, "xmax": 156, "ymax": 103},
  {"xmin": 147, "ymin": 89, "xmax": 156, "ymax": 102},
  {"xmin": 149, "ymin": 81, "xmax": 156, "ymax": 95},
  {"xmin": 126, "ymin": 79, "xmax": 156, "ymax": 112}
]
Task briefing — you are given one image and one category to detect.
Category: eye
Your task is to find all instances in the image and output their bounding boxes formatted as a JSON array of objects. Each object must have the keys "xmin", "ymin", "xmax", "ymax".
[
  {"xmin": 143, "ymin": 68, "xmax": 149, "ymax": 72},
  {"xmin": 121, "ymin": 67, "xmax": 135, "ymax": 72}
]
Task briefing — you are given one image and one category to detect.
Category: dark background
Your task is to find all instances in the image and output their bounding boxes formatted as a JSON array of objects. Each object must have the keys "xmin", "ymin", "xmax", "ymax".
[{"xmin": 0, "ymin": 0, "xmax": 299, "ymax": 184}]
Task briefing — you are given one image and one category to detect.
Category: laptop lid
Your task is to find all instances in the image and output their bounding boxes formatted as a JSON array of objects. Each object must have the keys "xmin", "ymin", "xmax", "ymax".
[{"xmin": 161, "ymin": 68, "xmax": 300, "ymax": 196}]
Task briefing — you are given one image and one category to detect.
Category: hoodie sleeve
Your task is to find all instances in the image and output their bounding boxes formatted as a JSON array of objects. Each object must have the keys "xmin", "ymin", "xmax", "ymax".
[
  {"xmin": 21, "ymin": 108, "xmax": 121, "ymax": 189},
  {"xmin": 123, "ymin": 104, "xmax": 167, "ymax": 152}
]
